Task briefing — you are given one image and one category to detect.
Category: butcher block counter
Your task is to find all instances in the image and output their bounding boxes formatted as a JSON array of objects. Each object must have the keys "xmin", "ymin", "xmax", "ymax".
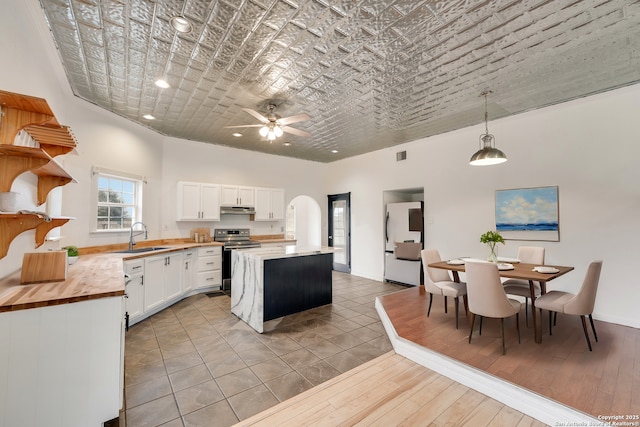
[{"xmin": 0, "ymin": 242, "xmax": 222, "ymax": 313}]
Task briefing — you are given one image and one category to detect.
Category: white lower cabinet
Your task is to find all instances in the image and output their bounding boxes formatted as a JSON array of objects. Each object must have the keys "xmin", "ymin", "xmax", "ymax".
[
  {"xmin": 182, "ymin": 249, "xmax": 196, "ymax": 293},
  {"xmin": 125, "ymin": 246, "xmax": 222, "ymax": 327},
  {"xmin": 196, "ymin": 246, "xmax": 222, "ymax": 289},
  {"xmin": 124, "ymin": 259, "xmax": 144, "ymax": 324},
  {"xmin": 0, "ymin": 297, "xmax": 123, "ymax": 427},
  {"xmin": 144, "ymin": 252, "xmax": 183, "ymax": 312}
]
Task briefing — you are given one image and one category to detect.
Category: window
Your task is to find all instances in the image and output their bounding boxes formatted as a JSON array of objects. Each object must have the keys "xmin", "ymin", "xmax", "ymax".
[{"xmin": 92, "ymin": 167, "xmax": 144, "ymax": 232}]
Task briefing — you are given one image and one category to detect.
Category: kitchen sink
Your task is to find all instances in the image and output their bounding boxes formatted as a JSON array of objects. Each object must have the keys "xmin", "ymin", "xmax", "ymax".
[{"xmin": 112, "ymin": 247, "xmax": 169, "ymax": 254}]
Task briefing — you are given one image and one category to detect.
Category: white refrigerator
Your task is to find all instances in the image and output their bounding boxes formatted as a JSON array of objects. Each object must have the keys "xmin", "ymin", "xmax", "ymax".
[{"xmin": 384, "ymin": 201, "xmax": 423, "ymax": 286}]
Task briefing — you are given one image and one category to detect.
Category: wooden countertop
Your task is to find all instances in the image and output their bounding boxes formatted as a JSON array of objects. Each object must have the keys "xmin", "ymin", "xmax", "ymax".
[{"xmin": 0, "ymin": 242, "xmax": 223, "ymax": 313}]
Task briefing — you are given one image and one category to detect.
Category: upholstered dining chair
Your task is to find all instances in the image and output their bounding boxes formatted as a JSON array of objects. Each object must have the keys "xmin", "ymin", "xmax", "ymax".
[
  {"xmin": 421, "ymin": 249, "xmax": 467, "ymax": 329},
  {"xmin": 535, "ymin": 260, "xmax": 603, "ymax": 351},
  {"xmin": 466, "ymin": 261, "xmax": 521, "ymax": 355},
  {"xmin": 503, "ymin": 246, "xmax": 545, "ymax": 327}
]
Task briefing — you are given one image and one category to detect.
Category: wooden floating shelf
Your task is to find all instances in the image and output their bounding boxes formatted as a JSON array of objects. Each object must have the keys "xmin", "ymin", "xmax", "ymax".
[
  {"xmin": 35, "ymin": 217, "xmax": 75, "ymax": 248},
  {"xmin": 0, "ymin": 90, "xmax": 79, "ymax": 259},
  {"xmin": 0, "ymin": 145, "xmax": 77, "ymax": 204},
  {"xmin": 23, "ymin": 124, "xmax": 77, "ymax": 157},
  {"xmin": 0, "ymin": 213, "xmax": 73, "ymax": 259}
]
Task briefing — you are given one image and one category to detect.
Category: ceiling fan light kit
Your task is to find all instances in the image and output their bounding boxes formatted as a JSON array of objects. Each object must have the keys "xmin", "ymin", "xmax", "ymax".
[
  {"xmin": 226, "ymin": 103, "xmax": 310, "ymax": 141},
  {"xmin": 470, "ymin": 91, "xmax": 507, "ymax": 166}
]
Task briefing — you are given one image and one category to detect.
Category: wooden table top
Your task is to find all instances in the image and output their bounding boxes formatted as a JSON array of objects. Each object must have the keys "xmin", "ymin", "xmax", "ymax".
[{"xmin": 428, "ymin": 260, "xmax": 574, "ymax": 282}]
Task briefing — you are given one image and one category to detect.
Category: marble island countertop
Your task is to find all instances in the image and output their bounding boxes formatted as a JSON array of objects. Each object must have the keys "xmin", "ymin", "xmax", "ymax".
[{"xmin": 233, "ymin": 244, "xmax": 334, "ymax": 261}]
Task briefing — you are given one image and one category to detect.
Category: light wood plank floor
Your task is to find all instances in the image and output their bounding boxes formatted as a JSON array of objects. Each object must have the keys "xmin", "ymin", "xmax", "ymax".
[
  {"xmin": 236, "ymin": 351, "xmax": 545, "ymax": 427},
  {"xmin": 377, "ymin": 286, "xmax": 640, "ymax": 419}
]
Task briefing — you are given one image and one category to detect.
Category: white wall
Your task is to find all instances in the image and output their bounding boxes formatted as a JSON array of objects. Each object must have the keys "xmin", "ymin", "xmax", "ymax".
[
  {"xmin": 1, "ymin": 0, "xmax": 639, "ymax": 328},
  {"xmin": 327, "ymin": 84, "xmax": 640, "ymax": 328}
]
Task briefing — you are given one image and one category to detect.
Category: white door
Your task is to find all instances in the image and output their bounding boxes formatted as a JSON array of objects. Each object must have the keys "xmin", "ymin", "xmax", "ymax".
[
  {"xmin": 164, "ymin": 253, "xmax": 183, "ymax": 301},
  {"xmin": 237, "ymin": 186, "xmax": 255, "ymax": 206},
  {"xmin": 220, "ymin": 185, "xmax": 239, "ymax": 206},
  {"xmin": 125, "ymin": 274, "xmax": 144, "ymax": 320},
  {"xmin": 144, "ymin": 255, "xmax": 165, "ymax": 312},
  {"xmin": 200, "ymin": 184, "xmax": 220, "ymax": 220},
  {"xmin": 182, "ymin": 250, "xmax": 196, "ymax": 293},
  {"xmin": 178, "ymin": 182, "xmax": 202, "ymax": 220},
  {"xmin": 254, "ymin": 187, "xmax": 271, "ymax": 220},
  {"xmin": 270, "ymin": 189, "xmax": 285, "ymax": 220}
]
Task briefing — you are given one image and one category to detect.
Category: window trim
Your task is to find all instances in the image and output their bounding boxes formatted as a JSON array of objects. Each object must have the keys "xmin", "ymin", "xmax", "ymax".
[{"xmin": 91, "ymin": 166, "xmax": 145, "ymax": 233}]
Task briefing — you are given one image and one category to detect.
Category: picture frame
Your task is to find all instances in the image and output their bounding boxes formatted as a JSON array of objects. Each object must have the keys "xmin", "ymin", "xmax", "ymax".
[{"xmin": 495, "ymin": 186, "xmax": 559, "ymax": 241}]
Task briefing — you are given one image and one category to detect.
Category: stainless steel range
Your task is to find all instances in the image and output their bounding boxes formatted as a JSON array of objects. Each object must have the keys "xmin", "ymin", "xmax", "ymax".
[{"xmin": 214, "ymin": 228, "xmax": 261, "ymax": 291}]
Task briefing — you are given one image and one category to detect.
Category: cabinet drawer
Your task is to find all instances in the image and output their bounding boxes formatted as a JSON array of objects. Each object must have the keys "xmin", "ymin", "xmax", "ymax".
[
  {"xmin": 124, "ymin": 259, "xmax": 144, "ymax": 275},
  {"xmin": 196, "ymin": 270, "xmax": 221, "ymax": 288},
  {"xmin": 198, "ymin": 246, "xmax": 221, "ymax": 257},
  {"xmin": 198, "ymin": 255, "xmax": 221, "ymax": 272}
]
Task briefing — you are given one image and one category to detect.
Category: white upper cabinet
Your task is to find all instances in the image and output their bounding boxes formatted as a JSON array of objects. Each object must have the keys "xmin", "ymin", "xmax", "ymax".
[
  {"xmin": 220, "ymin": 185, "xmax": 255, "ymax": 206},
  {"xmin": 254, "ymin": 187, "xmax": 285, "ymax": 221},
  {"xmin": 177, "ymin": 181, "xmax": 221, "ymax": 221}
]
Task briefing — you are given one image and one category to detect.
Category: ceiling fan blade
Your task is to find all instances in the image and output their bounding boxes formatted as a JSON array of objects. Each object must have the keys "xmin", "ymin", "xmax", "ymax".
[
  {"xmin": 224, "ymin": 124, "xmax": 264, "ymax": 128},
  {"xmin": 242, "ymin": 108, "xmax": 270, "ymax": 124},
  {"xmin": 282, "ymin": 126, "xmax": 310, "ymax": 137},
  {"xmin": 277, "ymin": 113, "xmax": 310, "ymax": 126}
]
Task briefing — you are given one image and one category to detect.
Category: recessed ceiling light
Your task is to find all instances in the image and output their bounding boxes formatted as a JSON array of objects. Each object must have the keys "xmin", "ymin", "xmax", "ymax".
[
  {"xmin": 143, "ymin": 114, "xmax": 155, "ymax": 120},
  {"xmin": 170, "ymin": 16, "xmax": 192, "ymax": 33},
  {"xmin": 155, "ymin": 79, "xmax": 170, "ymax": 88},
  {"xmin": 331, "ymin": 150, "xmax": 339, "ymax": 153},
  {"xmin": 232, "ymin": 133, "xmax": 242, "ymax": 137}
]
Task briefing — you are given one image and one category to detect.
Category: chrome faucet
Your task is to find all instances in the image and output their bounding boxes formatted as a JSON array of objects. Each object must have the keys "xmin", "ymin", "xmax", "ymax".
[{"xmin": 129, "ymin": 221, "xmax": 148, "ymax": 251}]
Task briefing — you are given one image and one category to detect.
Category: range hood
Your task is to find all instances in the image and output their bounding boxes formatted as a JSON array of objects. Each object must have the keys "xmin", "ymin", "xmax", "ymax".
[{"xmin": 220, "ymin": 206, "xmax": 256, "ymax": 215}]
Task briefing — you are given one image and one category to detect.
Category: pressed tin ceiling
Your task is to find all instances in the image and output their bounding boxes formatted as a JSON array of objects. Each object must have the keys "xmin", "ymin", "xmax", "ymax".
[{"xmin": 38, "ymin": 0, "xmax": 640, "ymax": 163}]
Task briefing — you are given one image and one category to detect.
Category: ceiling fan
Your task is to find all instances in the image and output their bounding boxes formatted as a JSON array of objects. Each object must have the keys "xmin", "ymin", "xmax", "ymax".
[{"xmin": 226, "ymin": 104, "xmax": 311, "ymax": 141}]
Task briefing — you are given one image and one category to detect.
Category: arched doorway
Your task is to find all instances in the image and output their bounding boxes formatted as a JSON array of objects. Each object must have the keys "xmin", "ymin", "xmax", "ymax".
[{"xmin": 286, "ymin": 195, "xmax": 321, "ymax": 247}]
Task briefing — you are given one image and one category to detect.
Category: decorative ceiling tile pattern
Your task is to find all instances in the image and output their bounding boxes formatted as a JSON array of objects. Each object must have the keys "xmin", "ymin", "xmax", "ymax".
[{"xmin": 39, "ymin": 0, "xmax": 640, "ymax": 162}]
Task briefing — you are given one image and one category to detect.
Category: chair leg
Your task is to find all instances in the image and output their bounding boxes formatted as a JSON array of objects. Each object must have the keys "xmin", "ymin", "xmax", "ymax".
[
  {"xmin": 468, "ymin": 313, "xmax": 476, "ymax": 344},
  {"xmin": 427, "ymin": 293, "xmax": 433, "ymax": 317},
  {"xmin": 548, "ymin": 310, "xmax": 553, "ymax": 336},
  {"xmin": 500, "ymin": 318, "xmax": 506, "ymax": 355},
  {"xmin": 589, "ymin": 314, "xmax": 598, "ymax": 342},
  {"xmin": 463, "ymin": 295, "xmax": 469, "ymax": 315},
  {"xmin": 479, "ymin": 316, "xmax": 483, "ymax": 335},
  {"xmin": 444, "ymin": 296, "xmax": 448, "ymax": 314},
  {"xmin": 553, "ymin": 311, "xmax": 557, "ymax": 326},
  {"xmin": 516, "ymin": 312, "xmax": 521, "ymax": 344},
  {"xmin": 524, "ymin": 297, "xmax": 529, "ymax": 327},
  {"xmin": 580, "ymin": 315, "xmax": 593, "ymax": 351},
  {"xmin": 454, "ymin": 297, "xmax": 459, "ymax": 329}
]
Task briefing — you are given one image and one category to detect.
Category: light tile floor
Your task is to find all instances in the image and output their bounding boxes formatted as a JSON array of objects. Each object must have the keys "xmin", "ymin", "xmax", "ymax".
[{"xmin": 123, "ymin": 272, "xmax": 406, "ymax": 426}]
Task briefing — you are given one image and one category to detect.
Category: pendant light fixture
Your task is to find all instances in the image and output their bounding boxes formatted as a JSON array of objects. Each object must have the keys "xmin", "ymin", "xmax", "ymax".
[{"xmin": 469, "ymin": 90, "xmax": 507, "ymax": 166}]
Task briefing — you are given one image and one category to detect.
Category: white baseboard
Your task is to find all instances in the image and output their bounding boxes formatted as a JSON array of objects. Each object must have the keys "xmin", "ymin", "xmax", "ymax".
[{"xmin": 375, "ymin": 297, "xmax": 598, "ymax": 426}]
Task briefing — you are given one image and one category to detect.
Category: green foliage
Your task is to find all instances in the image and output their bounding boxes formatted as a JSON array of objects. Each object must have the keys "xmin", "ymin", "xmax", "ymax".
[
  {"xmin": 479, "ymin": 230, "xmax": 505, "ymax": 245},
  {"xmin": 62, "ymin": 245, "xmax": 79, "ymax": 257}
]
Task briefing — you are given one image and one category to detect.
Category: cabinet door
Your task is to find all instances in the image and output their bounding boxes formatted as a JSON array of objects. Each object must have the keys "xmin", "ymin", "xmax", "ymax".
[
  {"xmin": 200, "ymin": 184, "xmax": 221, "ymax": 221},
  {"xmin": 254, "ymin": 188, "xmax": 285, "ymax": 221},
  {"xmin": 220, "ymin": 185, "xmax": 239, "ymax": 206},
  {"xmin": 254, "ymin": 187, "xmax": 271, "ymax": 220},
  {"xmin": 144, "ymin": 255, "xmax": 166, "ymax": 312},
  {"xmin": 164, "ymin": 253, "xmax": 183, "ymax": 301},
  {"xmin": 125, "ymin": 274, "xmax": 144, "ymax": 321},
  {"xmin": 177, "ymin": 182, "xmax": 202, "ymax": 220},
  {"xmin": 238, "ymin": 186, "xmax": 255, "ymax": 206},
  {"xmin": 182, "ymin": 250, "xmax": 196, "ymax": 293},
  {"xmin": 270, "ymin": 188, "xmax": 285, "ymax": 220}
]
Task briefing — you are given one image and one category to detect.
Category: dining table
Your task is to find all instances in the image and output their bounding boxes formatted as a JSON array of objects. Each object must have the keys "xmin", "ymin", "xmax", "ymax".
[{"xmin": 428, "ymin": 259, "xmax": 574, "ymax": 343}]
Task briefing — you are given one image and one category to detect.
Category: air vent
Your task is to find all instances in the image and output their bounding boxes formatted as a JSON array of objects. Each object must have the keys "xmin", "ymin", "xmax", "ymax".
[{"xmin": 396, "ymin": 151, "xmax": 407, "ymax": 161}]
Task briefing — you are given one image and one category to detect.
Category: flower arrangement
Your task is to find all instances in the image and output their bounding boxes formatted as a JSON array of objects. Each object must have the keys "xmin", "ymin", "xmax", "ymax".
[{"xmin": 480, "ymin": 230, "xmax": 504, "ymax": 262}]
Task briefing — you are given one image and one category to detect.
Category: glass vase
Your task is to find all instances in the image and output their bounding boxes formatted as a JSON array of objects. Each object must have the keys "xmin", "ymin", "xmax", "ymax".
[{"xmin": 488, "ymin": 245, "xmax": 498, "ymax": 263}]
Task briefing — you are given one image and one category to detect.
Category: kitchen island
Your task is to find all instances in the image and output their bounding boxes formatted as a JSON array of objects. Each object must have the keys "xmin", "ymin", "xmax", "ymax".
[{"xmin": 230, "ymin": 245, "xmax": 334, "ymax": 333}]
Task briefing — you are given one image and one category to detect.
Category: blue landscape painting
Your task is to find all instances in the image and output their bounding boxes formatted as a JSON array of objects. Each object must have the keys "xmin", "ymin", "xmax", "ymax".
[{"xmin": 495, "ymin": 187, "xmax": 559, "ymax": 232}]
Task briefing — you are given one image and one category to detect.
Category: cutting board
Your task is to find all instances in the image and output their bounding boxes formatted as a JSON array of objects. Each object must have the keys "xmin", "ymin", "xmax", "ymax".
[{"xmin": 20, "ymin": 251, "xmax": 68, "ymax": 284}]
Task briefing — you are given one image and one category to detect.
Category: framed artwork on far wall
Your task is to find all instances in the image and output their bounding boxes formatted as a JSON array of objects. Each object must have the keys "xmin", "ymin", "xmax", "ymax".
[{"xmin": 495, "ymin": 186, "xmax": 559, "ymax": 241}]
